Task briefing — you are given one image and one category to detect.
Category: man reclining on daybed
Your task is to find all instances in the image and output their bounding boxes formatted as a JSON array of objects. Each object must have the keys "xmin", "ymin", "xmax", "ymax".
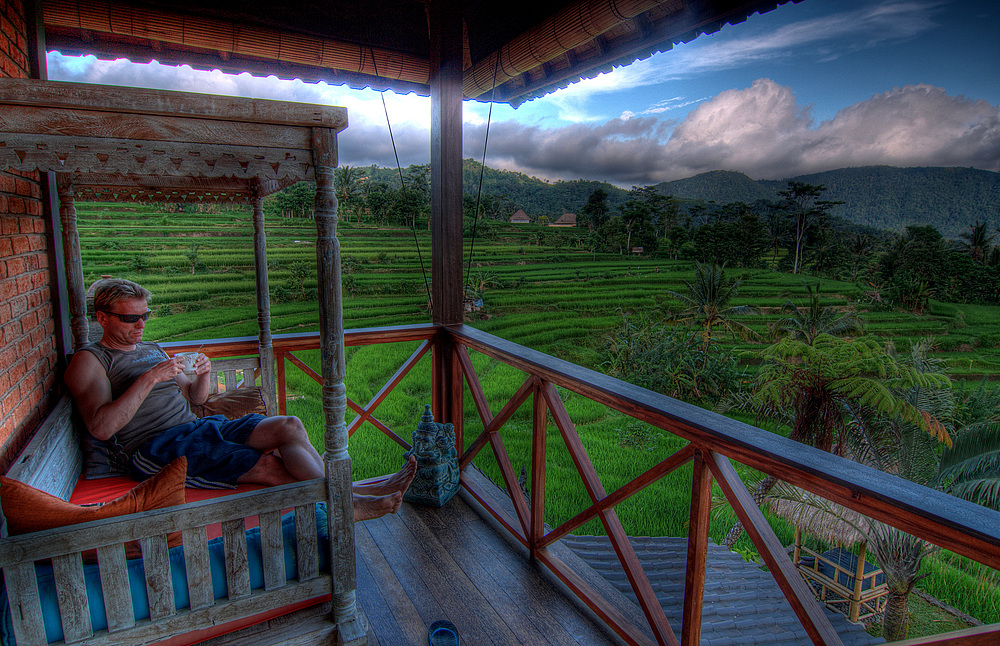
[{"xmin": 64, "ymin": 279, "xmax": 415, "ymax": 522}]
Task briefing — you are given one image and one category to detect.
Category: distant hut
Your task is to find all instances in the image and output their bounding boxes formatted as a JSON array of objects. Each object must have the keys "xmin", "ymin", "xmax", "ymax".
[
  {"xmin": 550, "ymin": 212, "xmax": 576, "ymax": 227},
  {"xmin": 509, "ymin": 209, "xmax": 531, "ymax": 224}
]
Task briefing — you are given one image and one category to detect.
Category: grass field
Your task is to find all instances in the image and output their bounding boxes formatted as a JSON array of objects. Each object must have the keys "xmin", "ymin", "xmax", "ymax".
[{"xmin": 77, "ymin": 203, "xmax": 999, "ymax": 635}]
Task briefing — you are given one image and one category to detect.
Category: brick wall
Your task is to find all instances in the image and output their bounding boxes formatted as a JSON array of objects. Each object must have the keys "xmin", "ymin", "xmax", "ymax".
[{"xmin": 0, "ymin": 0, "xmax": 59, "ymax": 469}]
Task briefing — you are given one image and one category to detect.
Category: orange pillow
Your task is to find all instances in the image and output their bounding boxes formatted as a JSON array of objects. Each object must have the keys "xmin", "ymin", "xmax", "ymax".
[{"xmin": 1, "ymin": 456, "xmax": 187, "ymax": 559}]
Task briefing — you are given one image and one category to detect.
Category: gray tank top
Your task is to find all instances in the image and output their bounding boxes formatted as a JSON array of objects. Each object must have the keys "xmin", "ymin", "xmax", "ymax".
[{"xmin": 79, "ymin": 341, "xmax": 198, "ymax": 454}]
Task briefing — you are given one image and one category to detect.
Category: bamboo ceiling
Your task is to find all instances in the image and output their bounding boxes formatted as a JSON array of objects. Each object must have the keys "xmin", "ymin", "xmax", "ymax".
[{"xmin": 41, "ymin": 0, "xmax": 803, "ymax": 106}]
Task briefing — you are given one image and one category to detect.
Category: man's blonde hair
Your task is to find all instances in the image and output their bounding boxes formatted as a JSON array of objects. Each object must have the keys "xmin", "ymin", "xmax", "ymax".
[{"xmin": 93, "ymin": 279, "xmax": 152, "ymax": 312}]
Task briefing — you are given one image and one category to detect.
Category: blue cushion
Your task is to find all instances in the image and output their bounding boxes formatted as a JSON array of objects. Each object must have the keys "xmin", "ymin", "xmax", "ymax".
[{"xmin": 1, "ymin": 504, "xmax": 329, "ymax": 645}]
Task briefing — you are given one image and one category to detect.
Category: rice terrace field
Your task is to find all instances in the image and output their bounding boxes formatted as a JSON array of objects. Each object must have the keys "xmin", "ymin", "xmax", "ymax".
[{"xmin": 77, "ymin": 202, "xmax": 1000, "ymax": 635}]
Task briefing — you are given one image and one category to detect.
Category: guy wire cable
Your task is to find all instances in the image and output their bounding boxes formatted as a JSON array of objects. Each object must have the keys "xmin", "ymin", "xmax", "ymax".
[
  {"xmin": 465, "ymin": 51, "xmax": 503, "ymax": 290},
  {"xmin": 369, "ymin": 46, "xmax": 433, "ymax": 311}
]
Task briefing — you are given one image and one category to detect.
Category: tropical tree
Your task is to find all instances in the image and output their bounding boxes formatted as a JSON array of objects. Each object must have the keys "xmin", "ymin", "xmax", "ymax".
[
  {"xmin": 768, "ymin": 283, "xmax": 863, "ymax": 344},
  {"xmin": 334, "ymin": 165, "xmax": 363, "ymax": 222},
  {"xmin": 776, "ymin": 181, "xmax": 841, "ymax": 275},
  {"xmin": 958, "ymin": 220, "xmax": 995, "ymax": 264},
  {"xmin": 579, "ymin": 188, "xmax": 610, "ymax": 231},
  {"xmin": 668, "ymin": 262, "xmax": 757, "ymax": 347},
  {"xmin": 765, "ymin": 343, "xmax": 953, "ymax": 640},
  {"xmin": 935, "ymin": 384, "xmax": 1000, "ymax": 509},
  {"xmin": 719, "ymin": 335, "xmax": 951, "ymax": 549}
]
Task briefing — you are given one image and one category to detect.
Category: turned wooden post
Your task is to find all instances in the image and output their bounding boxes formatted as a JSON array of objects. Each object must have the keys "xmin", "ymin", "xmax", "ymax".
[
  {"xmin": 312, "ymin": 127, "xmax": 365, "ymax": 645},
  {"xmin": 850, "ymin": 541, "xmax": 868, "ymax": 622},
  {"xmin": 55, "ymin": 175, "xmax": 88, "ymax": 350},
  {"xmin": 251, "ymin": 190, "xmax": 278, "ymax": 415}
]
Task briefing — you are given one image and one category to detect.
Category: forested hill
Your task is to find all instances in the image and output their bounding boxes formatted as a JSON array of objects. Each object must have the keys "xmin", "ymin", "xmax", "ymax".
[
  {"xmin": 658, "ymin": 166, "xmax": 1000, "ymax": 239},
  {"xmin": 362, "ymin": 162, "xmax": 998, "ymax": 239}
]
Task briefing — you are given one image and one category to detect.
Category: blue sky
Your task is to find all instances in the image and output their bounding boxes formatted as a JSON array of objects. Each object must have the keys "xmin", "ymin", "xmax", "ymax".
[{"xmin": 48, "ymin": 0, "xmax": 999, "ymax": 186}]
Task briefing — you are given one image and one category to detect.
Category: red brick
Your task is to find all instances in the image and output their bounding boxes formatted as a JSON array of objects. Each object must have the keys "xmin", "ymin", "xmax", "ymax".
[
  {"xmin": 29, "ymin": 234, "xmax": 45, "ymax": 251},
  {"xmin": 0, "ymin": 279, "xmax": 15, "ymax": 301},
  {"xmin": 5, "ymin": 256, "xmax": 24, "ymax": 275},
  {"xmin": 20, "ymin": 309, "xmax": 36, "ymax": 330},
  {"xmin": 24, "ymin": 199, "xmax": 40, "ymax": 216},
  {"xmin": 0, "ymin": 216, "xmax": 16, "ymax": 236},
  {"xmin": 0, "ymin": 173, "xmax": 14, "ymax": 193},
  {"xmin": 14, "ymin": 178, "xmax": 29, "ymax": 197},
  {"xmin": 10, "ymin": 235, "xmax": 27, "ymax": 254},
  {"xmin": 0, "ymin": 194, "xmax": 7, "ymax": 212},
  {"xmin": 0, "ymin": 371, "xmax": 9, "ymax": 394},
  {"xmin": 0, "ymin": 238, "xmax": 10, "ymax": 257},
  {"xmin": 33, "ymin": 218, "xmax": 44, "ymax": 234},
  {"xmin": 31, "ymin": 270, "xmax": 45, "ymax": 288},
  {"xmin": 15, "ymin": 273, "xmax": 30, "ymax": 293},
  {"xmin": 18, "ymin": 216, "xmax": 31, "ymax": 232}
]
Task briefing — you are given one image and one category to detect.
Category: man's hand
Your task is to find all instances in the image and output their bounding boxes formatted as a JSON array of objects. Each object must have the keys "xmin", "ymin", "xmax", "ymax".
[{"xmin": 176, "ymin": 353, "xmax": 213, "ymax": 405}]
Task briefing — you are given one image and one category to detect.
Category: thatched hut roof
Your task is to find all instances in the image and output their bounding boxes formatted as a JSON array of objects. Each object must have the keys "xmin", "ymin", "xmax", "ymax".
[{"xmin": 767, "ymin": 482, "xmax": 868, "ymax": 546}]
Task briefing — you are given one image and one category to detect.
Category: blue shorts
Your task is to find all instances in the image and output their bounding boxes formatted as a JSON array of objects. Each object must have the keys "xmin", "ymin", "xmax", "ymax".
[{"xmin": 130, "ymin": 414, "xmax": 265, "ymax": 489}]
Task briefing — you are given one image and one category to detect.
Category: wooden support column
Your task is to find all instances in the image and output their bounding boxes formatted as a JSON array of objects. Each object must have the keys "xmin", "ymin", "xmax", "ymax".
[
  {"xmin": 55, "ymin": 176, "xmax": 88, "ymax": 350},
  {"xmin": 251, "ymin": 191, "xmax": 278, "ymax": 416},
  {"xmin": 428, "ymin": 0, "xmax": 464, "ymax": 428},
  {"xmin": 312, "ymin": 127, "xmax": 365, "ymax": 646},
  {"xmin": 682, "ymin": 450, "xmax": 712, "ymax": 646}
]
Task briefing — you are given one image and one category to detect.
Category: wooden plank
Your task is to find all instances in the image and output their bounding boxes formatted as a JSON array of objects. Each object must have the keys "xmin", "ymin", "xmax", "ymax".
[
  {"xmin": 4, "ymin": 394, "xmax": 82, "ymax": 499},
  {"xmin": 222, "ymin": 518, "xmax": 252, "ymax": 601},
  {"xmin": 0, "ymin": 78, "xmax": 348, "ymax": 130},
  {"xmin": 51, "ymin": 577, "xmax": 334, "ymax": 646},
  {"xmin": 52, "ymin": 552, "xmax": 93, "ymax": 642},
  {"xmin": 530, "ymin": 384, "xmax": 547, "ymax": 553},
  {"xmin": 708, "ymin": 452, "xmax": 843, "ymax": 646},
  {"xmin": 888, "ymin": 623, "xmax": 1000, "ymax": 645},
  {"xmin": 294, "ymin": 504, "xmax": 319, "ymax": 582},
  {"xmin": 0, "ymin": 480, "xmax": 325, "ymax": 564},
  {"xmin": 182, "ymin": 527, "xmax": 215, "ymax": 611},
  {"xmin": 373, "ymin": 510, "xmax": 508, "ymax": 645},
  {"xmin": 96, "ymin": 544, "xmax": 136, "ymax": 633},
  {"xmin": 4, "ymin": 561, "xmax": 49, "ymax": 646},
  {"xmin": 681, "ymin": 451, "xmax": 711, "ymax": 646},
  {"xmin": 361, "ymin": 515, "xmax": 448, "ymax": 627},
  {"xmin": 0, "ymin": 105, "xmax": 316, "ymax": 149},
  {"xmin": 140, "ymin": 535, "xmax": 176, "ymax": 621},
  {"xmin": 354, "ymin": 521, "xmax": 426, "ymax": 646},
  {"xmin": 260, "ymin": 509, "xmax": 286, "ymax": 592},
  {"xmin": 411, "ymin": 500, "xmax": 587, "ymax": 646}
]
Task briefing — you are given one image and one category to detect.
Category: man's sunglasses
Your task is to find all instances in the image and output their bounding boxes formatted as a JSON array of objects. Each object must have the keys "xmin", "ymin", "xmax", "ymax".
[{"xmin": 100, "ymin": 310, "xmax": 151, "ymax": 323}]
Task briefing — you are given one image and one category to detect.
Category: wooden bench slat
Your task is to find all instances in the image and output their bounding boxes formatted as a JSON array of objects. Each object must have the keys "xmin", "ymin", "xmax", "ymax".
[
  {"xmin": 4, "ymin": 561, "xmax": 48, "ymax": 646},
  {"xmin": 52, "ymin": 552, "xmax": 93, "ymax": 643},
  {"xmin": 96, "ymin": 544, "xmax": 136, "ymax": 633},
  {"xmin": 259, "ymin": 510, "xmax": 285, "ymax": 591},
  {"xmin": 139, "ymin": 535, "xmax": 175, "ymax": 620},
  {"xmin": 182, "ymin": 527, "xmax": 215, "ymax": 610},
  {"xmin": 223, "ymin": 518, "xmax": 252, "ymax": 600},
  {"xmin": 294, "ymin": 504, "xmax": 319, "ymax": 582}
]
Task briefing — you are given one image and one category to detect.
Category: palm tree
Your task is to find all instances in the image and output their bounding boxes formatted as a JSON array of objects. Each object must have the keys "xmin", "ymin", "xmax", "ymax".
[
  {"xmin": 958, "ymin": 220, "xmax": 995, "ymax": 264},
  {"xmin": 768, "ymin": 283, "xmax": 863, "ymax": 344},
  {"xmin": 935, "ymin": 384, "xmax": 1000, "ymax": 509},
  {"xmin": 668, "ymin": 261, "xmax": 758, "ymax": 347},
  {"xmin": 720, "ymin": 335, "xmax": 950, "ymax": 549},
  {"xmin": 764, "ymin": 342, "xmax": 952, "ymax": 640}
]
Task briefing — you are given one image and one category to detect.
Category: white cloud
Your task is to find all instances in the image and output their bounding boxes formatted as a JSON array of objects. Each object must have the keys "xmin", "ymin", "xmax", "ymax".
[{"xmin": 476, "ymin": 79, "xmax": 1000, "ymax": 185}]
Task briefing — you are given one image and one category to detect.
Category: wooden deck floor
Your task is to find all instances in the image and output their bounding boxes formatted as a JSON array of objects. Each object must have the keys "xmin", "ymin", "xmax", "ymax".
[{"xmin": 355, "ymin": 490, "xmax": 623, "ymax": 646}]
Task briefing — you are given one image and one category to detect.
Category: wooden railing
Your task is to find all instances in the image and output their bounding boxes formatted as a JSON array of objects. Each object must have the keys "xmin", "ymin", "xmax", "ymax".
[{"xmin": 167, "ymin": 324, "xmax": 1000, "ymax": 646}]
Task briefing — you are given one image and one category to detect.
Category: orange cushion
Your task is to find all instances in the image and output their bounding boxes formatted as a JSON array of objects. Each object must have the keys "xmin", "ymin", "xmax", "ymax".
[{"xmin": 1, "ymin": 456, "xmax": 188, "ymax": 558}]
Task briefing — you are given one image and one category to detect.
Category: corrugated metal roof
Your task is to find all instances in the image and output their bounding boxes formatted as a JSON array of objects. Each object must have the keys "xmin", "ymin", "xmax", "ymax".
[{"xmin": 562, "ymin": 535, "xmax": 885, "ymax": 645}]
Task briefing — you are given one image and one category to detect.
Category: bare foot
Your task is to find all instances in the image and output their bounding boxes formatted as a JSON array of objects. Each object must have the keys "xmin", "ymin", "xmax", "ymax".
[
  {"xmin": 353, "ymin": 491, "xmax": 403, "ymax": 522},
  {"xmin": 353, "ymin": 455, "xmax": 417, "ymax": 497}
]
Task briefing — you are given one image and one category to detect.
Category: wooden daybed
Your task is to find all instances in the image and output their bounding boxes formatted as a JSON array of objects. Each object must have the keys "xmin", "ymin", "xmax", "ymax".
[{"xmin": 0, "ymin": 79, "xmax": 364, "ymax": 645}]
